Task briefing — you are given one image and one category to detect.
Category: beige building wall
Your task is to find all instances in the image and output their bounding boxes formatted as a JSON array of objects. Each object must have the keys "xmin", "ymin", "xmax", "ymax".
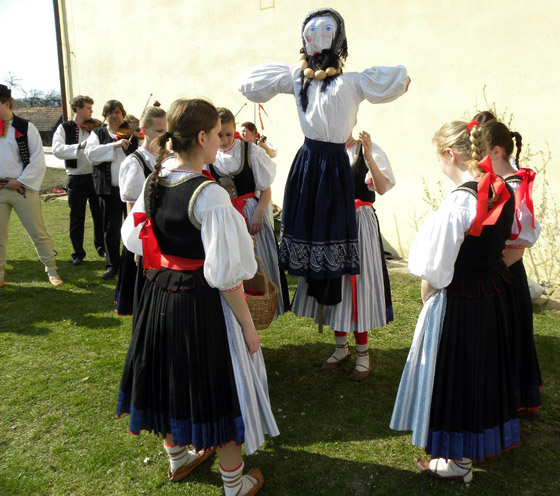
[{"xmin": 57, "ymin": 0, "xmax": 560, "ymax": 280}]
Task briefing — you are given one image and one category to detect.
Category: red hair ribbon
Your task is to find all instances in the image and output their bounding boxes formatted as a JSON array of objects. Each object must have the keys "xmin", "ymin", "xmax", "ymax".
[
  {"xmin": 467, "ymin": 155, "xmax": 511, "ymax": 237},
  {"xmin": 133, "ymin": 212, "xmax": 162, "ymax": 269},
  {"xmin": 258, "ymin": 104, "xmax": 269, "ymax": 131},
  {"xmin": 467, "ymin": 120, "xmax": 480, "ymax": 131}
]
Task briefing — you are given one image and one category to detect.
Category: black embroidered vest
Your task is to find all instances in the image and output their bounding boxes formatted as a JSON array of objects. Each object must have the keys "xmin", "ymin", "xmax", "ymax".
[
  {"xmin": 207, "ymin": 140, "xmax": 256, "ymax": 198},
  {"xmin": 447, "ymin": 180, "xmax": 515, "ymax": 297},
  {"xmin": 350, "ymin": 144, "xmax": 376, "ymax": 203},
  {"xmin": 144, "ymin": 173, "xmax": 213, "ymax": 259},
  {"xmin": 11, "ymin": 115, "xmax": 30, "ymax": 169}
]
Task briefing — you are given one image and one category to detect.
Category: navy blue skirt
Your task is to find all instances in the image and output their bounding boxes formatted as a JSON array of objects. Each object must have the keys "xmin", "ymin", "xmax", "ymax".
[{"xmin": 279, "ymin": 138, "xmax": 359, "ymax": 280}]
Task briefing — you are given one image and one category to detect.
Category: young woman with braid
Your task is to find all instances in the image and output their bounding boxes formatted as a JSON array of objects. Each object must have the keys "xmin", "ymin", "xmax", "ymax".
[
  {"xmin": 114, "ymin": 105, "xmax": 167, "ymax": 316},
  {"xmin": 390, "ymin": 120, "xmax": 518, "ymax": 482},
  {"xmin": 481, "ymin": 117, "xmax": 543, "ymax": 416},
  {"xmin": 116, "ymin": 99, "xmax": 278, "ymax": 494}
]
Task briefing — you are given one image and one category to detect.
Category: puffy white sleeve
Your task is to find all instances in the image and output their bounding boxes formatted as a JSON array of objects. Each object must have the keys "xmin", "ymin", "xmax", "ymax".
[
  {"xmin": 52, "ymin": 124, "xmax": 79, "ymax": 160},
  {"xmin": 84, "ymin": 130, "xmax": 118, "ymax": 164},
  {"xmin": 249, "ymin": 142, "xmax": 276, "ymax": 190},
  {"xmin": 17, "ymin": 123, "xmax": 46, "ymax": 191},
  {"xmin": 365, "ymin": 142, "xmax": 396, "ymax": 192},
  {"xmin": 506, "ymin": 201, "xmax": 541, "ymax": 247},
  {"xmin": 408, "ymin": 190, "xmax": 477, "ymax": 289},
  {"xmin": 121, "ymin": 180, "xmax": 147, "ymax": 255},
  {"xmin": 355, "ymin": 65, "xmax": 410, "ymax": 104},
  {"xmin": 119, "ymin": 154, "xmax": 145, "ymax": 203},
  {"xmin": 239, "ymin": 63, "xmax": 295, "ymax": 103},
  {"xmin": 194, "ymin": 183, "xmax": 257, "ymax": 290}
]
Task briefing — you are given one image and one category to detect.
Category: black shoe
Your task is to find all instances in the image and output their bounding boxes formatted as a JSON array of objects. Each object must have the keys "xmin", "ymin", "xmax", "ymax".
[
  {"xmin": 97, "ymin": 247, "xmax": 106, "ymax": 258},
  {"xmin": 101, "ymin": 267, "xmax": 118, "ymax": 280},
  {"xmin": 72, "ymin": 257, "xmax": 83, "ymax": 266}
]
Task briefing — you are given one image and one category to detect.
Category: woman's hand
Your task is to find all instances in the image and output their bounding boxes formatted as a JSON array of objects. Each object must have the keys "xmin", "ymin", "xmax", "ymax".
[
  {"xmin": 242, "ymin": 323, "xmax": 261, "ymax": 355},
  {"xmin": 421, "ymin": 279, "xmax": 437, "ymax": 303},
  {"xmin": 359, "ymin": 131, "xmax": 373, "ymax": 157},
  {"xmin": 249, "ymin": 208, "xmax": 265, "ymax": 235}
]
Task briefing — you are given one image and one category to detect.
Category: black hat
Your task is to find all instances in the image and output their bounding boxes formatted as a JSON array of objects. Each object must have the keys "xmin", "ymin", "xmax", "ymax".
[{"xmin": 0, "ymin": 84, "xmax": 11, "ymax": 99}]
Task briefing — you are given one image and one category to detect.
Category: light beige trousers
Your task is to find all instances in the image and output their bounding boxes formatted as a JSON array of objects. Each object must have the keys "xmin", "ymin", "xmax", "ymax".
[{"xmin": 0, "ymin": 188, "xmax": 57, "ymax": 269}]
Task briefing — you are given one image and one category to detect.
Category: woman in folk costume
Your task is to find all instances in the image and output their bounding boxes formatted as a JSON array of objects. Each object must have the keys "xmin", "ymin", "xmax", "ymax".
[
  {"xmin": 292, "ymin": 130, "xmax": 395, "ymax": 380},
  {"xmin": 115, "ymin": 105, "xmax": 167, "ymax": 316},
  {"xmin": 479, "ymin": 115, "xmax": 543, "ymax": 416},
  {"xmin": 206, "ymin": 107, "xmax": 285, "ymax": 319},
  {"xmin": 239, "ymin": 7, "xmax": 410, "ymax": 306},
  {"xmin": 390, "ymin": 120, "xmax": 518, "ymax": 483},
  {"xmin": 117, "ymin": 99, "xmax": 278, "ymax": 495}
]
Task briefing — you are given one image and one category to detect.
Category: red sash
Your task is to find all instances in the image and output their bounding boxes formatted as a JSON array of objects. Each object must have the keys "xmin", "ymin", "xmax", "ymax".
[{"xmin": 231, "ymin": 192, "xmax": 256, "ymax": 221}]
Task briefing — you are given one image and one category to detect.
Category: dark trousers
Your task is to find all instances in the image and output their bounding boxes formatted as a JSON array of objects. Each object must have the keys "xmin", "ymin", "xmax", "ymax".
[
  {"xmin": 98, "ymin": 186, "xmax": 125, "ymax": 269},
  {"xmin": 67, "ymin": 174, "xmax": 104, "ymax": 259}
]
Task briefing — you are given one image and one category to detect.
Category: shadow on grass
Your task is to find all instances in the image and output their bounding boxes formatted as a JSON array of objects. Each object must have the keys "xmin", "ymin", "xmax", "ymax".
[
  {"xmin": 262, "ymin": 340, "xmax": 412, "ymax": 446},
  {"xmin": 0, "ymin": 260, "xmax": 122, "ymax": 335}
]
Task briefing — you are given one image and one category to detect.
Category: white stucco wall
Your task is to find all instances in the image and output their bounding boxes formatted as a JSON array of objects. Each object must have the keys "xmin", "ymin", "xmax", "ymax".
[{"xmin": 57, "ymin": 0, "xmax": 560, "ymax": 280}]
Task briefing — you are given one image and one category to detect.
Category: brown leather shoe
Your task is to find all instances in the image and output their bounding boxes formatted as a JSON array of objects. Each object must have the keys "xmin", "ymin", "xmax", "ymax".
[
  {"xmin": 244, "ymin": 468, "xmax": 264, "ymax": 495},
  {"xmin": 349, "ymin": 362, "xmax": 372, "ymax": 381},
  {"xmin": 321, "ymin": 344, "xmax": 351, "ymax": 371},
  {"xmin": 167, "ymin": 448, "xmax": 214, "ymax": 482}
]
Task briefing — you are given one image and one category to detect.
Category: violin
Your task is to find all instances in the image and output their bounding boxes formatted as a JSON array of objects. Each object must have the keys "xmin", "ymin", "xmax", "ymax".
[
  {"xmin": 80, "ymin": 118, "xmax": 103, "ymax": 132},
  {"xmin": 116, "ymin": 114, "xmax": 141, "ymax": 140}
]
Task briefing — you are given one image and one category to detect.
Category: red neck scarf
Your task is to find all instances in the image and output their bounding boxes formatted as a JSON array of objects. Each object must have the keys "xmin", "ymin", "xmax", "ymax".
[{"xmin": 467, "ymin": 155, "xmax": 511, "ymax": 237}]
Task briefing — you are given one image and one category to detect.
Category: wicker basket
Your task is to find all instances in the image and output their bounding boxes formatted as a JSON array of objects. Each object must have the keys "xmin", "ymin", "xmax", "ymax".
[{"xmin": 244, "ymin": 256, "xmax": 278, "ymax": 330}]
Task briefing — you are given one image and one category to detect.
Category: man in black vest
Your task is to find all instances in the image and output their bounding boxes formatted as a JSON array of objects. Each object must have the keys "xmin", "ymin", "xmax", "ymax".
[
  {"xmin": 85, "ymin": 100, "xmax": 138, "ymax": 279},
  {"xmin": 0, "ymin": 84, "xmax": 62, "ymax": 287},
  {"xmin": 53, "ymin": 95, "xmax": 104, "ymax": 265}
]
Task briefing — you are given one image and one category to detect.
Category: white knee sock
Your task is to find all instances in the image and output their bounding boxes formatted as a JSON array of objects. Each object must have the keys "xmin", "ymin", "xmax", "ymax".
[
  {"xmin": 163, "ymin": 442, "xmax": 198, "ymax": 471},
  {"xmin": 327, "ymin": 334, "xmax": 349, "ymax": 363},
  {"xmin": 220, "ymin": 462, "xmax": 259, "ymax": 496},
  {"xmin": 355, "ymin": 344, "xmax": 370, "ymax": 370}
]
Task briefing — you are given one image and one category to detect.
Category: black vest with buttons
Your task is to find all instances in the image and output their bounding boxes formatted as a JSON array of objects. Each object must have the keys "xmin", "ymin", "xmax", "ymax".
[
  {"xmin": 11, "ymin": 115, "xmax": 30, "ymax": 169},
  {"xmin": 92, "ymin": 127, "xmax": 138, "ymax": 195},
  {"xmin": 61, "ymin": 120, "xmax": 80, "ymax": 169},
  {"xmin": 207, "ymin": 140, "xmax": 256, "ymax": 198}
]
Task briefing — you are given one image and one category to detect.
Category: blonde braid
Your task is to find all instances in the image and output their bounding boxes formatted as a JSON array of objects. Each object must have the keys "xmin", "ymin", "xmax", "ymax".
[{"xmin": 147, "ymin": 134, "xmax": 170, "ymax": 217}]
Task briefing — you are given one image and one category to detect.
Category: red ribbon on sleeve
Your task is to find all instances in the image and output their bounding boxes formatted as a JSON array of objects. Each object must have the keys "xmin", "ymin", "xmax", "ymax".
[
  {"xmin": 258, "ymin": 104, "xmax": 269, "ymax": 131},
  {"xmin": 467, "ymin": 155, "xmax": 511, "ymax": 237},
  {"xmin": 514, "ymin": 168, "xmax": 536, "ymax": 228},
  {"xmin": 133, "ymin": 212, "xmax": 162, "ymax": 269}
]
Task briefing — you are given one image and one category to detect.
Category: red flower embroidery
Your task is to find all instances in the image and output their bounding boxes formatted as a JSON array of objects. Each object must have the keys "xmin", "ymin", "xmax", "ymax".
[{"xmin": 15, "ymin": 130, "xmax": 24, "ymax": 138}]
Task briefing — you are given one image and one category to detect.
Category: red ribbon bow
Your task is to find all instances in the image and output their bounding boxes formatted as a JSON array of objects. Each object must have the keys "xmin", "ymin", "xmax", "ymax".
[
  {"xmin": 133, "ymin": 212, "xmax": 162, "ymax": 269},
  {"xmin": 231, "ymin": 192, "xmax": 256, "ymax": 223},
  {"xmin": 467, "ymin": 120, "xmax": 480, "ymax": 131},
  {"xmin": 468, "ymin": 155, "xmax": 511, "ymax": 237},
  {"xmin": 201, "ymin": 169, "xmax": 216, "ymax": 181},
  {"xmin": 258, "ymin": 104, "xmax": 269, "ymax": 131}
]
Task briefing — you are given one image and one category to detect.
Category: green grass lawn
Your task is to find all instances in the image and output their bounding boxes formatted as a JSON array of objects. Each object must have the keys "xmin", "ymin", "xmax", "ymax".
[{"xmin": 0, "ymin": 192, "xmax": 559, "ymax": 495}]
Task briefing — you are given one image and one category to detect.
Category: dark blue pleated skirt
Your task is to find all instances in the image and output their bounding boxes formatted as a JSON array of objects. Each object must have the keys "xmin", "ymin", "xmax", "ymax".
[
  {"xmin": 279, "ymin": 138, "xmax": 359, "ymax": 280},
  {"xmin": 116, "ymin": 267, "xmax": 244, "ymax": 450}
]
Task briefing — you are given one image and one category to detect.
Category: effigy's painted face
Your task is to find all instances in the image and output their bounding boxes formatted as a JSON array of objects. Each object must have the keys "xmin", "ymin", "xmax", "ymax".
[{"xmin": 303, "ymin": 15, "xmax": 337, "ymax": 54}]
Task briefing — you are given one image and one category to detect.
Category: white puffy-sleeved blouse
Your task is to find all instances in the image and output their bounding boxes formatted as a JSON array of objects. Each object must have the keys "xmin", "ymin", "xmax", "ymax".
[
  {"xmin": 84, "ymin": 130, "xmax": 127, "ymax": 186},
  {"xmin": 505, "ymin": 178, "xmax": 541, "ymax": 248},
  {"xmin": 239, "ymin": 63, "xmax": 410, "ymax": 143},
  {"xmin": 408, "ymin": 190, "xmax": 477, "ymax": 289},
  {"xmin": 209, "ymin": 138, "xmax": 276, "ymax": 191},
  {"xmin": 347, "ymin": 141, "xmax": 396, "ymax": 193},
  {"xmin": 122, "ymin": 162, "xmax": 257, "ymax": 291},
  {"xmin": 119, "ymin": 148, "xmax": 156, "ymax": 203}
]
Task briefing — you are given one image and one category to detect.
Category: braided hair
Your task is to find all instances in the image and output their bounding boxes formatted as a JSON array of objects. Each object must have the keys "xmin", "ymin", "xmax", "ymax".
[
  {"xmin": 298, "ymin": 8, "xmax": 348, "ymax": 112},
  {"xmin": 147, "ymin": 99, "xmax": 219, "ymax": 217},
  {"xmin": 482, "ymin": 120, "xmax": 523, "ymax": 168}
]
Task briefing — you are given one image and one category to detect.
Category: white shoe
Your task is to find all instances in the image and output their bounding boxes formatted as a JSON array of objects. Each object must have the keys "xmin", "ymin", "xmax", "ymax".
[{"xmin": 46, "ymin": 267, "xmax": 63, "ymax": 286}]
